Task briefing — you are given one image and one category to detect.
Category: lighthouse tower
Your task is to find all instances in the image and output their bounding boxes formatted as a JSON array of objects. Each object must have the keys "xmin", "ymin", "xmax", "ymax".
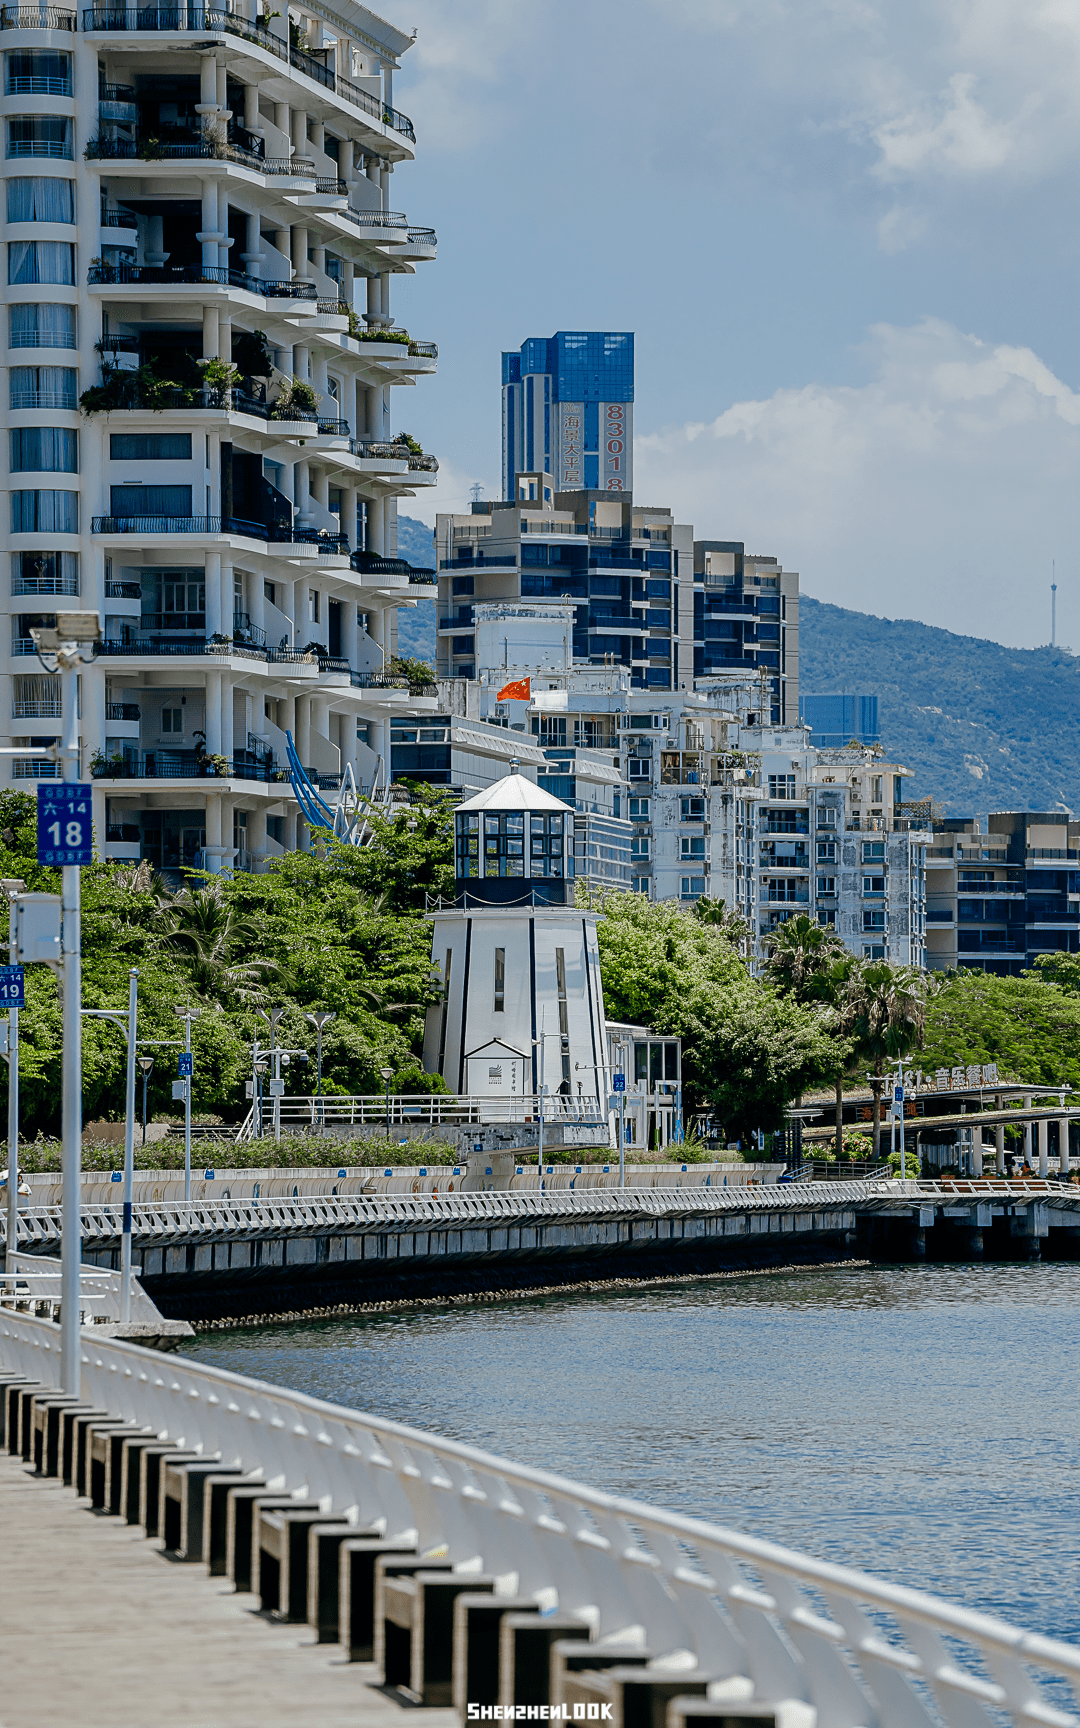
[{"xmin": 422, "ymin": 766, "xmax": 609, "ymax": 1107}]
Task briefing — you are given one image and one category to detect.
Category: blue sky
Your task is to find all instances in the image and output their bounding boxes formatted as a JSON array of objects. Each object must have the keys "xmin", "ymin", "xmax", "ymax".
[{"xmin": 389, "ymin": 0, "xmax": 1080, "ymax": 648}]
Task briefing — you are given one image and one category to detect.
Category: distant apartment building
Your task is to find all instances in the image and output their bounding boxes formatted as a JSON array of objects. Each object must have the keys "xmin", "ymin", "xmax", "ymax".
[
  {"xmin": 799, "ymin": 693, "xmax": 880, "ymax": 748},
  {"xmin": 925, "ymin": 811, "xmax": 1080, "ymax": 974},
  {"xmin": 436, "ymin": 491, "xmax": 691, "ymax": 692},
  {"xmin": 501, "ymin": 332, "xmax": 634, "ymax": 500},
  {"xmin": 694, "ymin": 542, "xmax": 799, "ymax": 725}
]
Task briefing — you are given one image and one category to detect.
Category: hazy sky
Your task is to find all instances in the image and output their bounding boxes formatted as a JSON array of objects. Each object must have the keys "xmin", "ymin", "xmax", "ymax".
[{"xmin": 391, "ymin": 1, "xmax": 1080, "ymax": 649}]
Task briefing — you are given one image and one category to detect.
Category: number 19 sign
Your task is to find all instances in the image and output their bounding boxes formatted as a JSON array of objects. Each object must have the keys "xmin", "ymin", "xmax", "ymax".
[{"xmin": 37, "ymin": 783, "xmax": 93, "ymax": 866}]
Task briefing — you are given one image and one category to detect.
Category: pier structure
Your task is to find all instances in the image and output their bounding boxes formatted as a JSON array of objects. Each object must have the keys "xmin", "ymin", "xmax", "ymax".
[
  {"xmin": 5, "ymin": 1179, "xmax": 1080, "ymax": 1322},
  {"xmin": 3, "ymin": 1304, "xmax": 1080, "ymax": 1726}
]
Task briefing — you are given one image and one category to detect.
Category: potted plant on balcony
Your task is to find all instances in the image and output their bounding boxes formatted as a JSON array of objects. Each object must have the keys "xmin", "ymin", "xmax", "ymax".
[
  {"xmin": 192, "ymin": 730, "xmax": 230, "ymax": 778},
  {"xmin": 90, "ymin": 748, "xmax": 128, "ymax": 778},
  {"xmin": 197, "ymin": 357, "xmax": 240, "ymax": 406},
  {"xmin": 269, "ymin": 376, "xmax": 319, "ymax": 420}
]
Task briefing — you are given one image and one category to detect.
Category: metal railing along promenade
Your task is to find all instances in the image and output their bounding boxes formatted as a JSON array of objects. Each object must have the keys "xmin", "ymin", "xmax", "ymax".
[
  {"xmin": 9, "ymin": 1180, "xmax": 1070, "ymax": 1253},
  {"xmin": 235, "ymin": 1091, "xmax": 610, "ymax": 1140},
  {"xmin": 2, "ymin": 1307, "xmax": 1080, "ymax": 1727}
]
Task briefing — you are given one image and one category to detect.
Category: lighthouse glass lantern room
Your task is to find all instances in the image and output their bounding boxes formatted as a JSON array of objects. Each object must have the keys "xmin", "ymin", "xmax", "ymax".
[{"xmin": 423, "ymin": 765, "xmax": 610, "ymax": 1105}]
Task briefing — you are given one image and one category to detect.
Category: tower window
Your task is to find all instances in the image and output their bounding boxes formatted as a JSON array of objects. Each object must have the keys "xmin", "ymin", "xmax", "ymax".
[{"xmin": 493, "ymin": 948, "xmax": 505, "ymax": 1013}]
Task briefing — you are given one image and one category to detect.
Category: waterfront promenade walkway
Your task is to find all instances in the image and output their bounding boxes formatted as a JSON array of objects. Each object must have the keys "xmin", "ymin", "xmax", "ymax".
[{"xmin": 0, "ymin": 1451, "xmax": 458, "ymax": 1728}]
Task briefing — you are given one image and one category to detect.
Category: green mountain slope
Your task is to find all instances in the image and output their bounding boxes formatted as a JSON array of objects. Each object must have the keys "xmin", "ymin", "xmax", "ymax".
[
  {"xmin": 393, "ymin": 514, "xmax": 437, "ymax": 664},
  {"xmin": 799, "ymin": 595, "xmax": 1079, "ymax": 818}
]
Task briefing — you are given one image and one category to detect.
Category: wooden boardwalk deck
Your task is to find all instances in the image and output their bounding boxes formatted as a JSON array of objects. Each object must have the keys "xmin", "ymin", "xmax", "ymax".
[{"xmin": 0, "ymin": 1452, "xmax": 460, "ymax": 1728}]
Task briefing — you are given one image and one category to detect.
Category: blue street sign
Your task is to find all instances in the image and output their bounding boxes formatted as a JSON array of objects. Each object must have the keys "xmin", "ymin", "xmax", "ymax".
[
  {"xmin": 178, "ymin": 1052, "xmax": 193, "ymax": 1078},
  {"xmin": 37, "ymin": 782, "xmax": 93, "ymax": 866},
  {"xmin": 110, "ymin": 1170, "xmax": 122, "ymax": 1183},
  {"xmin": 894, "ymin": 1086, "xmax": 904, "ymax": 1102},
  {"xmin": 0, "ymin": 965, "xmax": 24, "ymax": 1007},
  {"xmin": 612, "ymin": 1073, "xmax": 626, "ymax": 1093}
]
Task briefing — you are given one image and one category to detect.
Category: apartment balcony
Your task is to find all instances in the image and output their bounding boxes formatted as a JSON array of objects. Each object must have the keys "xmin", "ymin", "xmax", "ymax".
[
  {"xmin": 79, "ymin": 8, "xmax": 415, "ymax": 145},
  {"xmin": 0, "ymin": 5, "xmax": 76, "ymax": 26},
  {"xmin": 91, "ymin": 748, "xmax": 287, "ymax": 785},
  {"xmin": 87, "ymin": 261, "xmax": 318, "ymax": 305},
  {"xmin": 90, "ymin": 515, "xmax": 350, "ymax": 562},
  {"xmin": 105, "ymin": 701, "xmax": 140, "ymax": 721},
  {"xmin": 98, "ymin": 82, "xmax": 136, "ymax": 121},
  {"xmin": 93, "ymin": 635, "xmax": 321, "ymax": 679}
]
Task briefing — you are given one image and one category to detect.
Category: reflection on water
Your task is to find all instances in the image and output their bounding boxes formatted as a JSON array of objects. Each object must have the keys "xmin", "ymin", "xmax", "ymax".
[{"xmin": 187, "ymin": 1264, "xmax": 1080, "ymax": 1643}]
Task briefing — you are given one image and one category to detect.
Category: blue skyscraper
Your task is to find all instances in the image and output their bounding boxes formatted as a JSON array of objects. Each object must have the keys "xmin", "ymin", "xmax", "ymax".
[{"xmin": 501, "ymin": 332, "xmax": 634, "ymax": 500}]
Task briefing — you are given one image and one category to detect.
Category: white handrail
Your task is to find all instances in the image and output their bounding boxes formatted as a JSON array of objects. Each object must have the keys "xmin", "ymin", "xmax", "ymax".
[{"xmin": 1, "ymin": 1307, "xmax": 1078, "ymax": 1728}]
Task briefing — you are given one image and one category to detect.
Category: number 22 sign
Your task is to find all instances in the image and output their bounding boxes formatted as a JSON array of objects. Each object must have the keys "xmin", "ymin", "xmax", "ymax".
[{"xmin": 37, "ymin": 783, "xmax": 93, "ymax": 866}]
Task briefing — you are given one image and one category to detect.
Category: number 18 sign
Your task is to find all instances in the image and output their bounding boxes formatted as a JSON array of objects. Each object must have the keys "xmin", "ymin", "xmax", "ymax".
[{"xmin": 37, "ymin": 783, "xmax": 93, "ymax": 866}]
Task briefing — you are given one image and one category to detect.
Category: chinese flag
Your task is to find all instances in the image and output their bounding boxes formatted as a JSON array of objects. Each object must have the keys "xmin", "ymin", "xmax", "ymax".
[{"xmin": 496, "ymin": 676, "xmax": 531, "ymax": 702}]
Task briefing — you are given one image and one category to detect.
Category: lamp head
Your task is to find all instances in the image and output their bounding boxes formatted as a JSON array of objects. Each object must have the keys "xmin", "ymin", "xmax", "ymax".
[
  {"xmin": 136, "ymin": 1056, "xmax": 155, "ymax": 1075},
  {"xmin": 380, "ymin": 1066, "xmax": 394, "ymax": 1081}
]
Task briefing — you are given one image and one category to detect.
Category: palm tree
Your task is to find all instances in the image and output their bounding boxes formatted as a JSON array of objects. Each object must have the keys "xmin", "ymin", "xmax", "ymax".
[
  {"xmin": 159, "ymin": 881, "xmax": 279, "ymax": 1003},
  {"xmin": 763, "ymin": 915, "xmax": 851, "ymax": 1160},
  {"xmin": 846, "ymin": 961, "xmax": 934, "ymax": 1160},
  {"xmin": 763, "ymin": 913, "xmax": 846, "ymax": 998}
]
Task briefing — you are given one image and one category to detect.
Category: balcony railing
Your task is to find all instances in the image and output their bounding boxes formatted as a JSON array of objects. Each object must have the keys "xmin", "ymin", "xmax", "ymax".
[
  {"xmin": 405, "ymin": 227, "xmax": 436, "ymax": 247},
  {"xmin": 0, "ymin": 4, "xmax": 76, "ymax": 24},
  {"xmin": 12, "ymin": 575, "xmax": 79, "ymax": 596},
  {"xmin": 7, "ymin": 72, "xmax": 71, "ymax": 90},
  {"xmin": 7, "ymin": 139, "xmax": 72, "ymax": 157},
  {"xmin": 105, "ymin": 701, "xmax": 139, "ymax": 719},
  {"xmin": 104, "ymin": 580, "xmax": 141, "ymax": 598},
  {"xmin": 100, "ymin": 205, "xmax": 137, "ymax": 227},
  {"xmin": 87, "ymin": 260, "xmax": 316, "ymax": 298},
  {"xmin": 351, "ymin": 551, "xmax": 436, "ymax": 580},
  {"xmin": 345, "ymin": 208, "xmax": 407, "ymax": 230},
  {"xmin": 315, "ymin": 176, "xmax": 346, "ymax": 195},
  {"xmin": 316, "ymin": 416, "xmax": 349, "ymax": 436},
  {"xmin": 316, "ymin": 298, "xmax": 348, "ymax": 315},
  {"xmin": 92, "ymin": 749, "xmax": 281, "ymax": 781},
  {"xmin": 9, "ymin": 388, "xmax": 77, "ymax": 410},
  {"xmin": 408, "ymin": 339, "xmax": 437, "ymax": 358},
  {"xmin": 93, "ymin": 514, "xmax": 218, "ymax": 534},
  {"xmin": 12, "ymin": 699, "xmax": 61, "ymax": 718},
  {"xmin": 79, "ymin": 8, "xmax": 416, "ymax": 138}
]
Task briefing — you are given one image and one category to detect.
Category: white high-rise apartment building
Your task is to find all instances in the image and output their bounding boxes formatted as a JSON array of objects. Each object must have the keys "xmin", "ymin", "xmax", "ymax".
[{"xmin": 2, "ymin": 0, "xmax": 437, "ymax": 871}]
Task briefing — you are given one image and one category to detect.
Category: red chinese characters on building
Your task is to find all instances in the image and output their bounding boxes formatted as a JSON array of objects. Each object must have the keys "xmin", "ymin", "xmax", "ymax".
[{"xmin": 604, "ymin": 402, "xmax": 626, "ymax": 491}]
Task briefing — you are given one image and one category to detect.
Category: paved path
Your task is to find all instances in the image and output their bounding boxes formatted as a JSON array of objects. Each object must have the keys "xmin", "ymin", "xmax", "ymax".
[{"xmin": 0, "ymin": 1452, "xmax": 459, "ymax": 1728}]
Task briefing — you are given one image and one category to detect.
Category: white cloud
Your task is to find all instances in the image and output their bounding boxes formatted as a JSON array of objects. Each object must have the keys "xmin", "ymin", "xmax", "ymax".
[{"xmin": 634, "ymin": 318, "xmax": 1080, "ymax": 647}]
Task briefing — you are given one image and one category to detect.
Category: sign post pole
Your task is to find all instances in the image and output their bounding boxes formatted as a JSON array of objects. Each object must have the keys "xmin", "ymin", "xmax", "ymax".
[
  {"xmin": 121, "ymin": 969, "xmax": 137, "ymax": 1324},
  {"xmin": 613, "ymin": 1070, "xmax": 626, "ymax": 1189},
  {"xmin": 2, "ymin": 906, "xmax": 24, "ymax": 1276}
]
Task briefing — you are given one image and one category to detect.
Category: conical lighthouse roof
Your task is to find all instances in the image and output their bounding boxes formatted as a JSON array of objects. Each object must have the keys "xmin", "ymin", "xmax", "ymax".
[{"xmin": 455, "ymin": 768, "xmax": 573, "ymax": 816}]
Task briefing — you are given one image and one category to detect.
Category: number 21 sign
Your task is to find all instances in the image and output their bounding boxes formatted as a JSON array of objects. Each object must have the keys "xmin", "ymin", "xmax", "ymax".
[{"xmin": 37, "ymin": 783, "xmax": 93, "ymax": 866}]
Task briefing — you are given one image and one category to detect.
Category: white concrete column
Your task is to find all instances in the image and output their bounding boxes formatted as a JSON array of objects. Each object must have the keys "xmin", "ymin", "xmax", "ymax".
[
  {"xmin": 216, "ymin": 61, "xmax": 227, "ymax": 109},
  {"xmin": 368, "ymin": 493, "xmax": 385, "ymax": 555},
  {"xmin": 243, "ymin": 81, "xmax": 259, "ymax": 130},
  {"xmin": 1059, "ymin": 1116, "xmax": 1071, "ymax": 1176},
  {"xmin": 291, "ymin": 224, "xmax": 309, "ymax": 281},
  {"xmin": 294, "ymin": 459, "xmax": 311, "ymax": 526},
  {"xmin": 342, "ymin": 594, "xmax": 358, "ymax": 666},
  {"xmin": 204, "ymin": 793, "xmax": 222, "ymax": 874},
  {"xmin": 221, "ymin": 680, "xmax": 234, "ymax": 759},
  {"xmin": 1023, "ymin": 1096, "xmax": 1032, "ymax": 1168},
  {"xmin": 291, "ymin": 108, "xmax": 307, "ymax": 159},
  {"xmin": 293, "ymin": 342, "xmax": 310, "ymax": 383},
  {"xmin": 199, "ymin": 179, "xmax": 219, "ymax": 269},
  {"xmin": 207, "ymin": 429, "xmax": 221, "ymax": 515},
  {"xmin": 366, "ymin": 270, "xmax": 381, "ymax": 325},
  {"xmin": 145, "ymin": 213, "xmax": 167, "ymax": 266},
  {"xmin": 242, "ymin": 210, "xmax": 262, "ymax": 280},
  {"xmin": 205, "ymin": 670, "xmax": 222, "ymax": 753},
  {"xmin": 221, "ymin": 557, "xmax": 233, "ymax": 632},
  {"xmin": 202, "ymin": 304, "xmax": 218, "ymax": 359},
  {"xmin": 247, "ymin": 804, "xmax": 267, "ymax": 863},
  {"xmin": 295, "ymin": 694, "xmax": 310, "ymax": 764},
  {"xmin": 1038, "ymin": 1118, "xmax": 1049, "ymax": 1178},
  {"xmin": 204, "ymin": 550, "xmax": 222, "ymax": 638},
  {"xmin": 199, "ymin": 55, "xmax": 217, "ymax": 106},
  {"xmin": 996, "ymin": 1122, "xmax": 1005, "ymax": 1175},
  {"xmin": 312, "ymin": 468, "xmax": 329, "ymax": 510},
  {"xmin": 973, "ymin": 1134, "xmax": 984, "ymax": 1178},
  {"xmin": 312, "ymin": 347, "xmax": 328, "ymax": 401},
  {"xmin": 310, "ymin": 694, "xmax": 329, "ymax": 739},
  {"xmin": 217, "ymin": 310, "xmax": 232, "ymax": 367},
  {"xmin": 274, "ymin": 100, "xmax": 289, "ymax": 138},
  {"xmin": 250, "ymin": 574, "xmax": 266, "ymax": 635}
]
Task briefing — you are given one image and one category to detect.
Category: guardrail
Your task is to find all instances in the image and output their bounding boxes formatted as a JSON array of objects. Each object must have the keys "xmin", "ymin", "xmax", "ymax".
[
  {"xmin": 235, "ymin": 1091, "xmax": 610, "ymax": 1139},
  {"xmin": 3, "ymin": 1306, "xmax": 1079, "ymax": 1727},
  {"xmin": 7, "ymin": 1179, "xmax": 1028, "ymax": 1252}
]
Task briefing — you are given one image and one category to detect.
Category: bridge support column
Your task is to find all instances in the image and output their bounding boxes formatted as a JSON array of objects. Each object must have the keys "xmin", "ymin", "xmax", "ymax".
[
  {"xmin": 1035, "ymin": 1120, "xmax": 1047, "ymax": 1179},
  {"xmin": 1059, "ymin": 1116, "xmax": 1071, "ymax": 1176},
  {"xmin": 996, "ymin": 1123, "xmax": 1005, "ymax": 1175},
  {"xmin": 962, "ymin": 1226, "xmax": 984, "ymax": 1259}
]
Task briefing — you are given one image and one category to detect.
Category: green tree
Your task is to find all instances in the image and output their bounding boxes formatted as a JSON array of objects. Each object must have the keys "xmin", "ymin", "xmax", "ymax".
[
  {"xmin": 334, "ymin": 794, "xmax": 454, "ymax": 914},
  {"xmin": 594, "ymin": 892, "xmax": 837, "ymax": 1140},
  {"xmin": 923, "ymin": 969, "xmax": 1080, "ymax": 1088},
  {"xmin": 846, "ymin": 961, "xmax": 933, "ymax": 1157},
  {"xmin": 763, "ymin": 915, "xmax": 854, "ymax": 1156}
]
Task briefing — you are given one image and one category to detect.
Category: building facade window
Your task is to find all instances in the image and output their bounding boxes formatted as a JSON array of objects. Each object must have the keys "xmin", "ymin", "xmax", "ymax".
[
  {"xmin": 9, "ymin": 302, "xmax": 75, "ymax": 348},
  {"xmin": 109, "ymin": 434, "xmax": 191, "ymax": 461},
  {"xmin": 6, "ymin": 176, "xmax": 74, "ymax": 223},
  {"xmin": 110, "ymin": 484, "xmax": 192, "ymax": 518},
  {"xmin": 8, "ymin": 240, "xmax": 75, "ymax": 283},
  {"xmin": 11, "ymin": 549, "xmax": 78, "ymax": 595},
  {"xmin": 4, "ymin": 51, "xmax": 72, "ymax": 97},
  {"xmin": 11, "ymin": 489, "xmax": 77, "ymax": 533},
  {"xmin": 6, "ymin": 116, "xmax": 72, "ymax": 159},
  {"xmin": 862, "ymin": 909, "xmax": 886, "ymax": 932},
  {"xmin": 768, "ymin": 774, "xmax": 796, "ymax": 800},
  {"xmin": 10, "ymin": 426, "xmax": 77, "ymax": 472},
  {"xmin": 493, "ymin": 947, "xmax": 505, "ymax": 1013},
  {"xmin": 680, "ymin": 836, "xmax": 705, "ymax": 859},
  {"xmin": 10, "ymin": 366, "xmax": 77, "ymax": 410},
  {"xmin": 681, "ymin": 875, "xmax": 706, "ymax": 899}
]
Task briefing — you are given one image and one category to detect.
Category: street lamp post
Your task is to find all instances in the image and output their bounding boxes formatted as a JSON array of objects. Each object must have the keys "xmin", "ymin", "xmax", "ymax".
[
  {"xmin": 258, "ymin": 1007, "xmax": 287, "ymax": 1141},
  {"xmin": 81, "ymin": 968, "xmax": 139, "ymax": 1323},
  {"xmin": 380, "ymin": 1065, "xmax": 394, "ymax": 1138},
  {"xmin": 306, "ymin": 1011, "xmax": 335, "ymax": 1129},
  {"xmin": 137, "ymin": 1057, "xmax": 154, "ymax": 1148},
  {"xmin": 2, "ymin": 877, "xmax": 25, "ymax": 1278},
  {"xmin": 173, "ymin": 1005, "xmax": 203, "ymax": 1202}
]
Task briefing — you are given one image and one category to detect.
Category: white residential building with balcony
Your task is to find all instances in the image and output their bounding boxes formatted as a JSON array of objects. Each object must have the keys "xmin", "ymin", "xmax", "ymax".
[{"xmin": 1, "ymin": 0, "xmax": 437, "ymax": 870}]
